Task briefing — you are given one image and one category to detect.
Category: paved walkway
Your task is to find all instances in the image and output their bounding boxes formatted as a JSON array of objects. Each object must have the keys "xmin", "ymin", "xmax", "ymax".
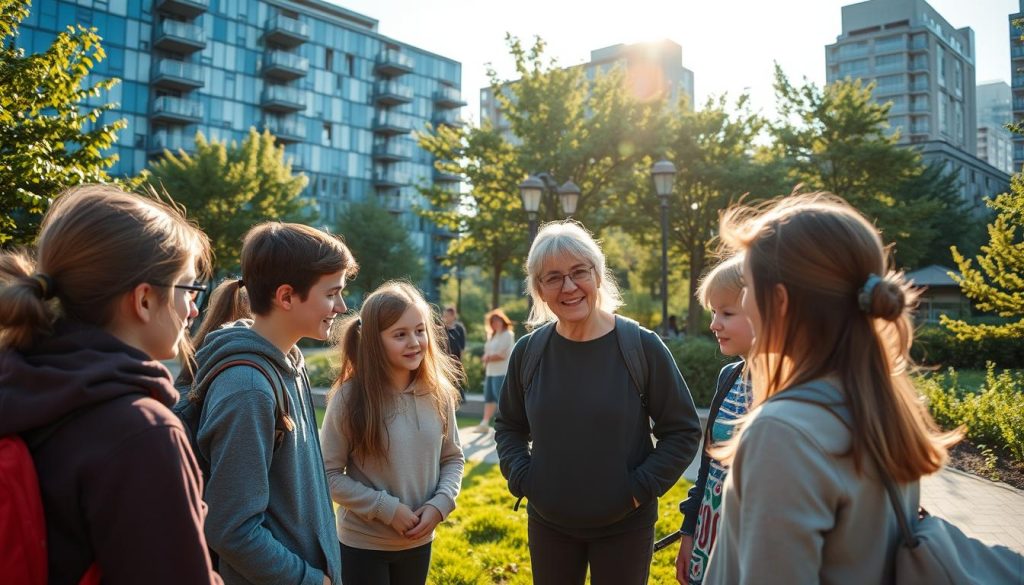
[{"xmin": 458, "ymin": 425, "xmax": 1024, "ymax": 555}]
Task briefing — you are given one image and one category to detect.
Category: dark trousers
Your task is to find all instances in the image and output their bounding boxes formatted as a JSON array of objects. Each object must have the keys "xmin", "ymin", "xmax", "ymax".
[
  {"xmin": 340, "ymin": 541, "xmax": 432, "ymax": 585},
  {"xmin": 527, "ymin": 518, "xmax": 654, "ymax": 585}
]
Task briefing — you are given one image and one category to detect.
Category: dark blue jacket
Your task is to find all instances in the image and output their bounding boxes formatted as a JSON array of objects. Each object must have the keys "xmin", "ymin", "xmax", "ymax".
[{"xmin": 678, "ymin": 360, "xmax": 744, "ymax": 535}]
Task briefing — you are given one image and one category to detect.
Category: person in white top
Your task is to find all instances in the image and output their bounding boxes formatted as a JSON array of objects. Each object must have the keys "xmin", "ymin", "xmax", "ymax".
[{"xmin": 479, "ymin": 308, "xmax": 515, "ymax": 429}]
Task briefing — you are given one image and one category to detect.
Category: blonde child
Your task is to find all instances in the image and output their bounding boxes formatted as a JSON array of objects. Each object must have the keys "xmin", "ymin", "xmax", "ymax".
[
  {"xmin": 675, "ymin": 255, "xmax": 753, "ymax": 585},
  {"xmin": 320, "ymin": 281, "xmax": 465, "ymax": 585}
]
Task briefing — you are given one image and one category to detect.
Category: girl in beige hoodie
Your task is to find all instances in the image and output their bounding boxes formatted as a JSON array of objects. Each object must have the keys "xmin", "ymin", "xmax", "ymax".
[{"xmin": 320, "ymin": 281, "xmax": 464, "ymax": 585}]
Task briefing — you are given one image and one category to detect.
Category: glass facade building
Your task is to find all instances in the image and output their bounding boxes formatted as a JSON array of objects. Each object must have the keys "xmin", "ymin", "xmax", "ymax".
[{"xmin": 20, "ymin": 0, "xmax": 466, "ymax": 299}]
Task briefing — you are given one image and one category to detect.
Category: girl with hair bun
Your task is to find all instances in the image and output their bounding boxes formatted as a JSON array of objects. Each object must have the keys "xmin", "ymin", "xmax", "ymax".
[
  {"xmin": 0, "ymin": 185, "xmax": 221, "ymax": 584},
  {"xmin": 704, "ymin": 193, "xmax": 961, "ymax": 585}
]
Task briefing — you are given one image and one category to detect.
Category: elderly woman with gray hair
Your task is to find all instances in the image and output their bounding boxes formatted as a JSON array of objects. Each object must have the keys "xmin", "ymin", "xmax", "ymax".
[{"xmin": 495, "ymin": 220, "xmax": 701, "ymax": 585}]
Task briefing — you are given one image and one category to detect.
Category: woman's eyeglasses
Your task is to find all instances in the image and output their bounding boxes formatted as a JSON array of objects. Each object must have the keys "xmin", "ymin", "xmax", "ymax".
[
  {"xmin": 152, "ymin": 282, "xmax": 208, "ymax": 302},
  {"xmin": 538, "ymin": 266, "xmax": 594, "ymax": 291}
]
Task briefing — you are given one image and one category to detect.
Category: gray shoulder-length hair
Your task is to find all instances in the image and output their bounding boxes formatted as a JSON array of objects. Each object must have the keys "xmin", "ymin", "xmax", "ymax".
[{"xmin": 524, "ymin": 220, "xmax": 624, "ymax": 328}]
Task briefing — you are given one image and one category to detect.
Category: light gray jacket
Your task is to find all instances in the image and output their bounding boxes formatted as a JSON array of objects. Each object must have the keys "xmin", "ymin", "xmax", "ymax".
[{"xmin": 706, "ymin": 380, "xmax": 919, "ymax": 585}]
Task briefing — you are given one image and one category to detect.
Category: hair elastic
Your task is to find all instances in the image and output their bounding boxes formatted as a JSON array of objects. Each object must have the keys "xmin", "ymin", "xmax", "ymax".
[
  {"xmin": 858, "ymin": 273, "xmax": 882, "ymax": 313},
  {"xmin": 354, "ymin": 317, "xmax": 362, "ymax": 331},
  {"xmin": 30, "ymin": 273, "xmax": 56, "ymax": 300},
  {"xmin": 236, "ymin": 278, "xmax": 245, "ymax": 288}
]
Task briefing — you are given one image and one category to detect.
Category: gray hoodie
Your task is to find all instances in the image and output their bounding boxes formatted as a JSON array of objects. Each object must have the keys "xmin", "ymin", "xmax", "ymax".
[{"xmin": 190, "ymin": 320, "xmax": 341, "ymax": 585}]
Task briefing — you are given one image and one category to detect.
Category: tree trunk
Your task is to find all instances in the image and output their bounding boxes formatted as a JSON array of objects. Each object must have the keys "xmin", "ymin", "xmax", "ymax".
[
  {"xmin": 491, "ymin": 263, "xmax": 502, "ymax": 309},
  {"xmin": 686, "ymin": 244, "xmax": 706, "ymax": 336}
]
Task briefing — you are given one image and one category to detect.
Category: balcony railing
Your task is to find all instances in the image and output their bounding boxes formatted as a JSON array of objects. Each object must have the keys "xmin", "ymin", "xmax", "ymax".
[
  {"xmin": 260, "ymin": 85, "xmax": 307, "ymax": 112},
  {"xmin": 373, "ymin": 81, "xmax": 414, "ymax": 105},
  {"xmin": 262, "ymin": 116, "xmax": 307, "ymax": 142},
  {"xmin": 151, "ymin": 96, "xmax": 203, "ymax": 124},
  {"xmin": 375, "ymin": 49, "xmax": 414, "ymax": 76},
  {"xmin": 372, "ymin": 112, "xmax": 412, "ymax": 134},
  {"xmin": 434, "ymin": 86, "xmax": 466, "ymax": 108},
  {"xmin": 154, "ymin": 20, "xmax": 206, "ymax": 53},
  {"xmin": 152, "ymin": 59, "xmax": 204, "ymax": 90},
  {"xmin": 264, "ymin": 14, "xmax": 308, "ymax": 47},
  {"xmin": 372, "ymin": 168, "xmax": 411, "ymax": 186},
  {"xmin": 371, "ymin": 140, "xmax": 412, "ymax": 161},
  {"xmin": 432, "ymin": 112, "xmax": 464, "ymax": 127},
  {"xmin": 433, "ymin": 167, "xmax": 461, "ymax": 182},
  {"xmin": 262, "ymin": 50, "xmax": 309, "ymax": 80},
  {"xmin": 156, "ymin": 0, "xmax": 208, "ymax": 18}
]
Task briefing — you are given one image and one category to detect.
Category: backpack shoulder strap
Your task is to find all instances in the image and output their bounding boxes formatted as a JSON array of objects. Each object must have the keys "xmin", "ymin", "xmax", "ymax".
[
  {"xmin": 205, "ymin": 353, "xmax": 295, "ymax": 451},
  {"xmin": 614, "ymin": 315, "xmax": 649, "ymax": 407},
  {"xmin": 520, "ymin": 321, "xmax": 555, "ymax": 393}
]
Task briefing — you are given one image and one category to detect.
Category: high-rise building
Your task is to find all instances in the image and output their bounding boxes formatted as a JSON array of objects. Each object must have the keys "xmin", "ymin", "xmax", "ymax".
[
  {"xmin": 19, "ymin": 0, "xmax": 466, "ymax": 299},
  {"xmin": 480, "ymin": 40, "xmax": 694, "ymax": 142},
  {"xmin": 976, "ymin": 81, "xmax": 1014, "ymax": 174},
  {"xmin": 1009, "ymin": 2, "xmax": 1024, "ymax": 170},
  {"xmin": 826, "ymin": 0, "xmax": 1008, "ymax": 209}
]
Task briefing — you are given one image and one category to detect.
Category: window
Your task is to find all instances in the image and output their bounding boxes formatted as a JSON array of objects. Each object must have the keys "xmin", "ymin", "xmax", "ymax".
[
  {"xmin": 936, "ymin": 45, "xmax": 946, "ymax": 87},
  {"xmin": 322, "ymin": 122, "xmax": 332, "ymax": 145},
  {"xmin": 346, "ymin": 54, "xmax": 354, "ymax": 76},
  {"xmin": 325, "ymin": 48, "xmax": 333, "ymax": 72},
  {"xmin": 938, "ymin": 97, "xmax": 947, "ymax": 134}
]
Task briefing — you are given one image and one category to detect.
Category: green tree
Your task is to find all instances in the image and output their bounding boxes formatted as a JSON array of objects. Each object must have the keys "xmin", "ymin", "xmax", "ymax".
[
  {"xmin": 418, "ymin": 35, "xmax": 666, "ymax": 305},
  {"xmin": 941, "ymin": 175, "xmax": 1024, "ymax": 341},
  {"xmin": 0, "ymin": 0, "xmax": 125, "ymax": 244},
  {"xmin": 146, "ymin": 128, "xmax": 311, "ymax": 274},
  {"xmin": 771, "ymin": 66, "xmax": 960, "ymax": 268},
  {"xmin": 335, "ymin": 199, "xmax": 424, "ymax": 298}
]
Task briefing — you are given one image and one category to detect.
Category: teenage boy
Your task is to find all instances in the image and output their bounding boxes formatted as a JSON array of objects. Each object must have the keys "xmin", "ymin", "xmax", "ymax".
[{"xmin": 190, "ymin": 223, "xmax": 357, "ymax": 585}]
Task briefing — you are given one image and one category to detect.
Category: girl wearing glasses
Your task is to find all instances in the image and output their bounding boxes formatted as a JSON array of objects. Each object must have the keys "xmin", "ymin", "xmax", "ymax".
[
  {"xmin": 494, "ymin": 220, "xmax": 702, "ymax": 585},
  {"xmin": 0, "ymin": 185, "xmax": 221, "ymax": 584}
]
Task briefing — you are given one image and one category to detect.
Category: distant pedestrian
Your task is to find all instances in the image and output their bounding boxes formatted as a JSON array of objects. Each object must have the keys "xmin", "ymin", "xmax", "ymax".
[
  {"xmin": 321, "ymin": 281, "xmax": 464, "ymax": 585},
  {"xmin": 666, "ymin": 315, "xmax": 682, "ymax": 339},
  {"xmin": 478, "ymin": 308, "xmax": 514, "ymax": 429},
  {"xmin": 675, "ymin": 255, "xmax": 752, "ymax": 585},
  {"xmin": 495, "ymin": 220, "xmax": 701, "ymax": 585},
  {"xmin": 0, "ymin": 185, "xmax": 221, "ymax": 584},
  {"xmin": 704, "ymin": 194, "xmax": 961, "ymax": 585},
  {"xmin": 442, "ymin": 305, "xmax": 467, "ymax": 401}
]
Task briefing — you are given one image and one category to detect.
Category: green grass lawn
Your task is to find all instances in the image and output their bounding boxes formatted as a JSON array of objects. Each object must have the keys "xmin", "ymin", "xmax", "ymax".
[{"xmin": 428, "ymin": 462, "xmax": 692, "ymax": 585}]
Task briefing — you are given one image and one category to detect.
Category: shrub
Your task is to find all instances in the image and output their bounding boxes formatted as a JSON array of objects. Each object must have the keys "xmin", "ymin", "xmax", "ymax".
[
  {"xmin": 917, "ymin": 365, "xmax": 1024, "ymax": 462},
  {"xmin": 666, "ymin": 336, "xmax": 735, "ymax": 407},
  {"xmin": 306, "ymin": 352, "xmax": 338, "ymax": 388},
  {"xmin": 912, "ymin": 325, "xmax": 1024, "ymax": 369}
]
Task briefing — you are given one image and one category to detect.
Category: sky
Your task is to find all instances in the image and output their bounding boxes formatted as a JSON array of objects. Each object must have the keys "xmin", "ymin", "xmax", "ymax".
[{"xmin": 330, "ymin": 0, "xmax": 1018, "ymax": 124}]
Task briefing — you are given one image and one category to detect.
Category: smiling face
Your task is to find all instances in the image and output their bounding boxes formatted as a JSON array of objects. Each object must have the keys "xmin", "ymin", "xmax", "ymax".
[
  {"xmin": 292, "ymin": 271, "xmax": 348, "ymax": 341},
  {"xmin": 537, "ymin": 252, "xmax": 598, "ymax": 326},
  {"xmin": 380, "ymin": 304, "xmax": 428, "ymax": 387},
  {"xmin": 708, "ymin": 287, "xmax": 754, "ymax": 357}
]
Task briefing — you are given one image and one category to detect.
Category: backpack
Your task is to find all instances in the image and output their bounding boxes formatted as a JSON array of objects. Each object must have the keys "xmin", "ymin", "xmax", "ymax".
[
  {"xmin": 173, "ymin": 352, "xmax": 295, "ymax": 482},
  {"xmin": 1, "ymin": 414, "xmax": 102, "ymax": 585},
  {"xmin": 521, "ymin": 314, "xmax": 649, "ymax": 408},
  {"xmin": 772, "ymin": 382, "xmax": 1024, "ymax": 585}
]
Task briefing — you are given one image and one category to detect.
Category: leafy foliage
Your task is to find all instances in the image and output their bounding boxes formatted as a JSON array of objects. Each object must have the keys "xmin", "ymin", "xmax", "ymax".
[
  {"xmin": 0, "ymin": 0, "xmax": 126, "ymax": 244},
  {"xmin": 771, "ymin": 66, "xmax": 974, "ymax": 269},
  {"xmin": 918, "ymin": 367, "xmax": 1024, "ymax": 462},
  {"xmin": 145, "ymin": 128, "xmax": 311, "ymax": 274},
  {"xmin": 942, "ymin": 175, "xmax": 1024, "ymax": 341},
  {"xmin": 335, "ymin": 199, "xmax": 424, "ymax": 297}
]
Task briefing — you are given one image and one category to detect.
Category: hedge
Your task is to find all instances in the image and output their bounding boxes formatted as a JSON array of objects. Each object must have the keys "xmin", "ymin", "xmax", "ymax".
[{"xmin": 912, "ymin": 325, "xmax": 1024, "ymax": 369}]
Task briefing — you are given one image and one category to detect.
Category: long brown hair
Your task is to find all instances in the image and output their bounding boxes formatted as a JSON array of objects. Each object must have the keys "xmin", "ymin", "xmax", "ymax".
[
  {"xmin": 716, "ymin": 193, "xmax": 959, "ymax": 482},
  {"xmin": 329, "ymin": 281, "xmax": 462, "ymax": 462},
  {"xmin": 0, "ymin": 184, "xmax": 210, "ymax": 354}
]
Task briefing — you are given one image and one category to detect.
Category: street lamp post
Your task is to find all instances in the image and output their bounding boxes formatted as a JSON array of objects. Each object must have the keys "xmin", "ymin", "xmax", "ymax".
[{"xmin": 651, "ymin": 159, "xmax": 677, "ymax": 338}]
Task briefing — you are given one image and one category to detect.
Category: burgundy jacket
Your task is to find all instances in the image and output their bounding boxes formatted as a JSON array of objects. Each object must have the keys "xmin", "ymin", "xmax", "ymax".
[{"xmin": 0, "ymin": 322, "xmax": 221, "ymax": 585}]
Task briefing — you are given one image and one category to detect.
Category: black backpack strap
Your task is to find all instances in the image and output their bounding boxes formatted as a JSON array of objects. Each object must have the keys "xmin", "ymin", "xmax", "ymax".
[
  {"xmin": 613, "ymin": 315, "xmax": 648, "ymax": 407},
  {"xmin": 520, "ymin": 322, "xmax": 555, "ymax": 394},
  {"xmin": 204, "ymin": 353, "xmax": 294, "ymax": 452}
]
